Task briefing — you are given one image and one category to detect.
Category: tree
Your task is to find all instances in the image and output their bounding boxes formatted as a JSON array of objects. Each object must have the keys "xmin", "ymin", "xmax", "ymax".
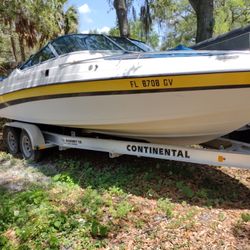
[
  {"xmin": 0, "ymin": 23, "xmax": 16, "ymax": 66},
  {"xmin": 0, "ymin": 0, "xmax": 79, "ymax": 63},
  {"xmin": 109, "ymin": 20, "xmax": 159, "ymax": 48},
  {"xmin": 63, "ymin": 6, "xmax": 78, "ymax": 35},
  {"xmin": 140, "ymin": 0, "xmax": 153, "ymax": 40},
  {"xmin": 30, "ymin": 0, "xmax": 78, "ymax": 47},
  {"xmin": 151, "ymin": 0, "xmax": 197, "ymax": 48},
  {"xmin": 151, "ymin": 0, "xmax": 249, "ymax": 49},
  {"xmin": 113, "ymin": 0, "xmax": 130, "ymax": 37},
  {"xmin": 151, "ymin": 0, "xmax": 213, "ymax": 45},
  {"xmin": 188, "ymin": 0, "xmax": 214, "ymax": 43},
  {"xmin": 109, "ymin": 0, "xmax": 159, "ymax": 47},
  {"xmin": 214, "ymin": 0, "xmax": 250, "ymax": 35},
  {"xmin": 15, "ymin": 3, "xmax": 37, "ymax": 61},
  {"xmin": 0, "ymin": 1, "xmax": 23, "ymax": 62}
]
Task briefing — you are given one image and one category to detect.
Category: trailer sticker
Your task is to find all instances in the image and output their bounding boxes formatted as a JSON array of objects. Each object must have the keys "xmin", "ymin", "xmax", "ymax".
[
  {"xmin": 127, "ymin": 144, "xmax": 190, "ymax": 159},
  {"xmin": 63, "ymin": 138, "xmax": 82, "ymax": 145}
]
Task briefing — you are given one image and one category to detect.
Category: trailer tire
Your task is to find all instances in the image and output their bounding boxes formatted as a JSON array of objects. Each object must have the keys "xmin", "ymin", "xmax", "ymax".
[
  {"xmin": 3, "ymin": 126, "xmax": 20, "ymax": 155},
  {"xmin": 20, "ymin": 130, "xmax": 41, "ymax": 161}
]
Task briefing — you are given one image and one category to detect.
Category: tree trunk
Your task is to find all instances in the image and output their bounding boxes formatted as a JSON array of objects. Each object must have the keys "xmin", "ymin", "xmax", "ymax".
[
  {"xmin": 10, "ymin": 35, "xmax": 18, "ymax": 62},
  {"xmin": 189, "ymin": 0, "xmax": 214, "ymax": 43},
  {"xmin": 8, "ymin": 21, "xmax": 18, "ymax": 62},
  {"xmin": 114, "ymin": 0, "xmax": 130, "ymax": 37},
  {"xmin": 18, "ymin": 34, "xmax": 26, "ymax": 62}
]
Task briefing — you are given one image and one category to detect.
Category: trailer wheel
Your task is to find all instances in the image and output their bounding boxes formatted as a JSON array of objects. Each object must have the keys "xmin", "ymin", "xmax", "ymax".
[
  {"xmin": 3, "ymin": 127, "xmax": 19, "ymax": 155},
  {"xmin": 20, "ymin": 130, "xmax": 41, "ymax": 161}
]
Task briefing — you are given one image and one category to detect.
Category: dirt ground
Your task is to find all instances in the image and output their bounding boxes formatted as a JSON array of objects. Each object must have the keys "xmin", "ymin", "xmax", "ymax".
[{"xmin": 0, "ymin": 131, "xmax": 249, "ymax": 249}]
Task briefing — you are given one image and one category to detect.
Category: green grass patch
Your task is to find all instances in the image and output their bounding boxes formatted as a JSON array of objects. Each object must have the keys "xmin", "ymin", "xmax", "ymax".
[
  {"xmin": 167, "ymin": 209, "xmax": 197, "ymax": 230},
  {"xmin": 176, "ymin": 181, "xmax": 194, "ymax": 199},
  {"xmin": 157, "ymin": 198, "xmax": 174, "ymax": 218},
  {"xmin": 241, "ymin": 213, "xmax": 250, "ymax": 222},
  {"xmin": 0, "ymin": 168, "xmax": 135, "ymax": 250}
]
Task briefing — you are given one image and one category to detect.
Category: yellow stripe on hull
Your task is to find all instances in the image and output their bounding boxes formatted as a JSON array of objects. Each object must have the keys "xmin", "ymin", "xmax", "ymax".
[{"xmin": 1, "ymin": 71, "xmax": 250, "ymax": 104}]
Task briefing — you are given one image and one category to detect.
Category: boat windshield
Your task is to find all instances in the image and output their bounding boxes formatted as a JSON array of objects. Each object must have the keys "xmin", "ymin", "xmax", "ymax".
[
  {"xmin": 129, "ymin": 39, "xmax": 154, "ymax": 52},
  {"xmin": 20, "ymin": 45, "xmax": 56, "ymax": 70},
  {"xmin": 19, "ymin": 34, "xmax": 154, "ymax": 71},
  {"xmin": 110, "ymin": 37, "xmax": 144, "ymax": 52},
  {"xmin": 0, "ymin": 76, "xmax": 5, "ymax": 82},
  {"xmin": 51, "ymin": 34, "xmax": 123, "ymax": 55}
]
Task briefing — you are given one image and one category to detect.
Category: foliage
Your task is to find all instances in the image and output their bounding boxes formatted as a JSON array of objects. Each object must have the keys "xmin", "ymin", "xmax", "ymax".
[
  {"xmin": 109, "ymin": 20, "xmax": 159, "ymax": 48},
  {"xmin": 0, "ymin": 176, "xmax": 133, "ymax": 249},
  {"xmin": 109, "ymin": 0, "xmax": 159, "ymax": 47},
  {"xmin": 150, "ymin": 0, "xmax": 250, "ymax": 49},
  {"xmin": 0, "ymin": 0, "xmax": 78, "ymax": 67},
  {"xmin": 53, "ymin": 173, "xmax": 76, "ymax": 186},
  {"xmin": 241, "ymin": 212, "xmax": 250, "ymax": 222},
  {"xmin": 157, "ymin": 198, "xmax": 174, "ymax": 218},
  {"xmin": 110, "ymin": 0, "xmax": 196, "ymax": 49},
  {"xmin": 214, "ymin": 0, "xmax": 250, "ymax": 35},
  {"xmin": 176, "ymin": 181, "xmax": 194, "ymax": 198},
  {"xmin": 0, "ymin": 150, "xmax": 250, "ymax": 248},
  {"xmin": 150, "ymin": 0, "xmax": 195, "ymax": 48},
  {"xmin": 64, "ymin": 6, "xmax": 79, "ymax": 35}
]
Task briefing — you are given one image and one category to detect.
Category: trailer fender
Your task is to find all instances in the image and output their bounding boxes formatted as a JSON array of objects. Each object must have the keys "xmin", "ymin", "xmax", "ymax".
[{"xmin": 4, "ymin": 122, "xmax": 46, "ymax": 150}]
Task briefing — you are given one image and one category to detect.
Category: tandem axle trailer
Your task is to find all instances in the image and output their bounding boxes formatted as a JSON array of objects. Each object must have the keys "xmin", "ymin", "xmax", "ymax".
[{"xmin": 3, "ymin": 121, "xmax": 250, "ymax": 170}]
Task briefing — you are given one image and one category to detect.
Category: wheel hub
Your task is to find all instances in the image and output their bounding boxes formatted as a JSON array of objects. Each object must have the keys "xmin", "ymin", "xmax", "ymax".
[
  {"xmin": 21, "ymin": 135, "xmax": 32, "ymax": 158},
  {"xmin": 7, "ymin": 131, "xmax": 18, "ymax": 152}
]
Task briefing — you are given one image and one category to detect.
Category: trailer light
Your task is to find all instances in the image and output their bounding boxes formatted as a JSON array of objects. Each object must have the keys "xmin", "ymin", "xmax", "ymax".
[{"xmin": 218, "ymin": 155, "xmax": 226, "ymax": 162}]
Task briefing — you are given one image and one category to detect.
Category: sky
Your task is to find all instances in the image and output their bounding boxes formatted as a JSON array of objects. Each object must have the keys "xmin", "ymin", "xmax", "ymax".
[{"xmin": 65, "ymin": 0, "xmax": 117, "ymax": 34}]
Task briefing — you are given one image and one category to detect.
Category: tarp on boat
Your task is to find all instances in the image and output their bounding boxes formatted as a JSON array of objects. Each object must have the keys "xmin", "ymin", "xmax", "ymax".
[
  {"xmin": 191, "ymin": 24, "xmax": 250, "ymax": 50},
  {"xmin": 169, "ymin": 45, "xmax": 193, "ymax": 51}
]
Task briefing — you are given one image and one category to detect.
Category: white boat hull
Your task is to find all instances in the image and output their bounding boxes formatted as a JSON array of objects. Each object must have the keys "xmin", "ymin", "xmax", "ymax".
[
  {"xmin": 1, "ymin": 87, "xmax": 250, "ymax": 145},
  {"xmin": 1, "ymin": 47, "xmax": 250, "ymax": 145}
]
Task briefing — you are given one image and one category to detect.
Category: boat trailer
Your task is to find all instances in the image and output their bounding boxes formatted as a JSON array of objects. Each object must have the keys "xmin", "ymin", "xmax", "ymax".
[{"xmin": 2, "ymin": 121, "xmax": 250, "ymax": 169}]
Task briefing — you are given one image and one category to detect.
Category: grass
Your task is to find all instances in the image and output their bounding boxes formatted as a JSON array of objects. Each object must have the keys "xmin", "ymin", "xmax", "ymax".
[
  {"xmin": 0, "ymin": 153, "xmax": 138, "ymax": 249},
  {"xmin": 241, "ymin": 212, "xmax": 250, "ymax": 222},
  {"xmin": 0, "ymin": 150, "xmax": 250, "ymax": 249},
  {"xmin": 0, "ymin": 176, "xmax": 133, "ymax": 249},
  {"xmin": 157, "ymin": 198, "xmax": 174, "ymax": 218},
  {"xmin": 167, "ymin": 208, "xmax": 197, "ymax": 230},
  {"xmin": 176, "ymin": 181, "xmax": 194, "ymax": 199}
]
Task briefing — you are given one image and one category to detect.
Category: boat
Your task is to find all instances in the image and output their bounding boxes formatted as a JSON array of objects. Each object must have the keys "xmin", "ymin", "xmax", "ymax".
[{"xmin": 1, "ymin": 33, "xmax": 250, "ymax": 145}]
